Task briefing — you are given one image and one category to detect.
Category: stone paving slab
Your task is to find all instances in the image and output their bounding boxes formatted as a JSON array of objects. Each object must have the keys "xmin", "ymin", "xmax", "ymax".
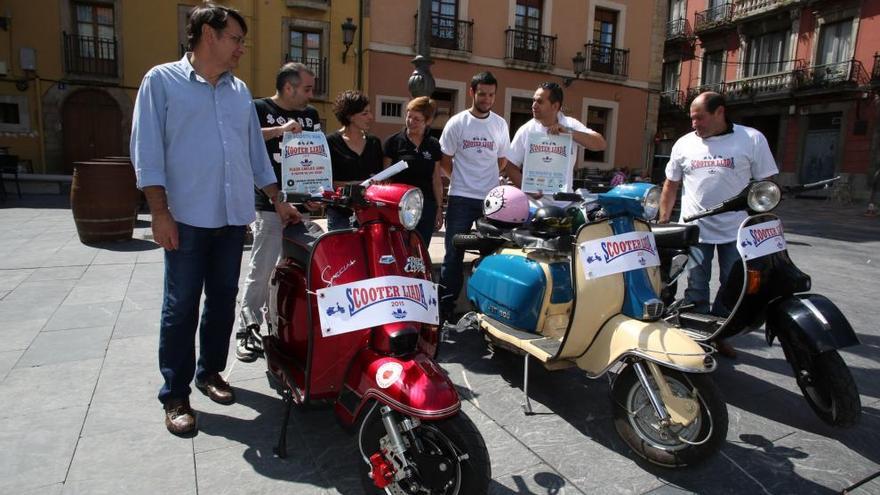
[{"xmin": 0, "ymin": 194, "xmax": 877, "ymax": 494}]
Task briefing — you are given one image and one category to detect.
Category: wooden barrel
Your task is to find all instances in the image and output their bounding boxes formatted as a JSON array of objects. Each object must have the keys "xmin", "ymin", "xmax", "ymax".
[{"xmin": 71, "ymin": 161, "xmax": 139, "ymax": 243}]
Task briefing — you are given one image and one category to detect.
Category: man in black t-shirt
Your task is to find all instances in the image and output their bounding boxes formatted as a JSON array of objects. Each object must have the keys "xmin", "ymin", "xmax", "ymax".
[{"xmin": 237, "ymin": 62, "xmax": 322, "ymax": 362}]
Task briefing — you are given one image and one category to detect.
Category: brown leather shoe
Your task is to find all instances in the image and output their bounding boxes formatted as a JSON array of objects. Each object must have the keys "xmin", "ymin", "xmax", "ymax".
[
  {"xmin": 164, "ymin": 398, "xmax": 197, "ymax": 436},
  {"xmin": 196, "ymin": 373, "xmax": 235, "ymax": 404},
  {"xmin": 713, "ymin": 339, "xmax": 738, "ymax": 359}
]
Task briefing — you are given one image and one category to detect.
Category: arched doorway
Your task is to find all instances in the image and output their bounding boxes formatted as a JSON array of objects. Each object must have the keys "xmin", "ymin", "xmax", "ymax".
[{"xmin": 62, "ymin": 89, "xmax": 123, "ymax": 173}]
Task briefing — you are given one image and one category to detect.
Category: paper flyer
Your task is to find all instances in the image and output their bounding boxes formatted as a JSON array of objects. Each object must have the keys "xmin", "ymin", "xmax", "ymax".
[
  {"xmin": 280, "ymin": 130, "xmax": 333, "ymax": 194},
  {"xmin": 521, "ymin": 132, "xmax": 572, "ymax": 194}
]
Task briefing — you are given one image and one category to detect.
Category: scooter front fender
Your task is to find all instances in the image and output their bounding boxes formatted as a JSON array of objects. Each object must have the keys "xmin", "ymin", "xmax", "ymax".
[
  {"xmin": 766, "ymin": 294, "xmax": 859, "ymax": 353},
  {"xmin": 334, "ymin": 349, "xmax": 460, "ymax": 428},
  {"xmin": 575, "ymin": 314, "xmax": 713, "ymax": 376}
]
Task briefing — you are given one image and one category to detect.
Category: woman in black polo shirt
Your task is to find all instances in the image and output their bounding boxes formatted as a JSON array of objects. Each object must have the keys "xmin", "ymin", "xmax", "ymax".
[
  {"xmin": 382, "ymin": 96, "xmax": 444, "ymax": 244},
  {"xmin": 326, "ymin": 90, "xmax": 383, "ymax": 230}
]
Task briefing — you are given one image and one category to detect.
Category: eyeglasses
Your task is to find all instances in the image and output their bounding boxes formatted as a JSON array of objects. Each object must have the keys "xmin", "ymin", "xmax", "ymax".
[{"xmin": 222, "ymin": 32, "xmax": 246, "ymax": 46}]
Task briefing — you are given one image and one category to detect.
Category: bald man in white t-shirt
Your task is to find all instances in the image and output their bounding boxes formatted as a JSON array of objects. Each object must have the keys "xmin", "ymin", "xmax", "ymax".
[{"xmin": 659, "ymin": 92, "xmax": 778, "ymax": 357}]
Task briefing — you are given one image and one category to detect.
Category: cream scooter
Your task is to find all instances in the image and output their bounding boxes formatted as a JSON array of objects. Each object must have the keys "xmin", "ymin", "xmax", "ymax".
[{"xmin": 453, "ymin": 184, "xmax": 728, "ymax": 468}]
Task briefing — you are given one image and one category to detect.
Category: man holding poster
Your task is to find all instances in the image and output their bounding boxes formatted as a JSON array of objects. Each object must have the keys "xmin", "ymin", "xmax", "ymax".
[
  {"xmin": 506, "ymin": 83, "xmax": 606, "ymax": 194},
  {"xmin": 236, "ymin": 62, "xmax": 322, "ymax": 362}
]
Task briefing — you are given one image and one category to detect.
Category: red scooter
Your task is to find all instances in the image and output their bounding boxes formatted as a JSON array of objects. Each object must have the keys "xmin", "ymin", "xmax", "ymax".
[{"xmin": 265, "ymin": 171, "xmax": 490, "ymax": 494}]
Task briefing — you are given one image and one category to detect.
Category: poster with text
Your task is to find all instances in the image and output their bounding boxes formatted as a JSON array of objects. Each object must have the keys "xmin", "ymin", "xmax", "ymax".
[
  {"xmin": 280, "ymin": 131, "xmax": 333, "ymax": 194},
  {"xmin": 522, "ymin": 132, "xmax": 572, "ymax": 194}
]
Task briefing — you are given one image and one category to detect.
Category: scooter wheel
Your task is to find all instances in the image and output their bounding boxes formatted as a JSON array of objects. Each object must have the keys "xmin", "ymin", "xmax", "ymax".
[
  {"xmin": 781, "ymin": 342, "xmax": 861, "ymax": 427},
  {"xmin": 611, "ymin": 364, "xmax": 728, "ymax": 468},
  {"xmin": 357, "ymin": 404, "xmax": 490, "ymax": 494}
]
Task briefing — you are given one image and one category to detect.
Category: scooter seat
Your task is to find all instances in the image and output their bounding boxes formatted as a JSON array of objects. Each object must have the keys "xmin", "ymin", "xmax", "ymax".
[
  {"xmin": 475, "ymin": 217, "xmax": 514, "ymax": 239},
  {"xmin": 282, "ymin": 221, "xmax": 324, "ymax": 266},
  {"xmin": 653, "ymin": 223, "xmax": 700, "ymax": 249},
  {"xmin": 511, "ymin": 228, "xmax": 570, "ymax": 251}
]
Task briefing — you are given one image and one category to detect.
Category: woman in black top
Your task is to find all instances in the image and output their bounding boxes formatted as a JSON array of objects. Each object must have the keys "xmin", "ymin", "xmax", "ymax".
[
  {"xmin": 383, "ymin": 96, "xmax": 444, "ymax": 244},
  {"xmin": 326, "ymin": 90, "xmax": 383, "ymax": 230}
]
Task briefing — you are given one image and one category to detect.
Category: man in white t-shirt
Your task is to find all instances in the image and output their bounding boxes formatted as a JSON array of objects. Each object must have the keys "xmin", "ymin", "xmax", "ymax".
[
  {"xmin": 659, "ymin": 92, "xmax": 778, "ymax": 357},
  {"xmin": 506, "ymin": 82, "xmax": 606, "ymax": 192},
  {"xmin": 438, "ymin": 71, "xmax": 510, "ymax": 322}
]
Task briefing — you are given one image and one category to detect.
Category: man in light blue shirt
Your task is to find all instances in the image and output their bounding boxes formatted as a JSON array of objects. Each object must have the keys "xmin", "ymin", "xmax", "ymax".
[{"xmin": 131, "ymin": 3, "xmax": 299, "ymax": 437}]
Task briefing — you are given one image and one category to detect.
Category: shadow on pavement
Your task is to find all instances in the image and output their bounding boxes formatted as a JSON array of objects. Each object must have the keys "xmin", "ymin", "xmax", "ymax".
[{"xmin": 84, "ymin": 238, "xmax": 159, "ymax": 252}]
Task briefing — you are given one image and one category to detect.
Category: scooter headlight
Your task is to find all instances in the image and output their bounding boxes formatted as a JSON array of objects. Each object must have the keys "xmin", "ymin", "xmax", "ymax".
[
  {"xmin": 747, "ymin": 181, "xmax": 781, "ymax": 213},
  {"xmin": 399, "ymin": 188, "xmax": 424, "ymax": 230},
  {"xmin": 642, "ymin": 186, "xmax": 661, "ymax": 221}
]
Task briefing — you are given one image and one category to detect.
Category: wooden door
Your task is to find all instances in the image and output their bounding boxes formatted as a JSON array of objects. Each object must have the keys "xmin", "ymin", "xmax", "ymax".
[{"xmin": 62, "ymin": 89, "xmax": 123, "ymax": 174}]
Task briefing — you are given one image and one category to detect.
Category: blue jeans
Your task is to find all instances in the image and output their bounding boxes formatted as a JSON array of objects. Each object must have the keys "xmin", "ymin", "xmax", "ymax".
[
  {"xmin": 685, "ymin": 241, "xmax": 739, "ymax": 316},
  {"xmin": 158, "ymin": 222, "xmax": 246, "ymax": 404},
  {"xmin": 415, "ymin": 198, "xmax": 438, "ymax": 247},
  {"xmin": 439, "ymin": 196, "xmax": 484, "ymax": 315}
]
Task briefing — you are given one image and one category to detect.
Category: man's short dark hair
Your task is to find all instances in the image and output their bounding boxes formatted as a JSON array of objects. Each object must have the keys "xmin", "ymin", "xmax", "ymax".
[
  {"xmin": 332, "ymin": 90, "xmax": 370, "ymax": 126},
  {"xmin": 186, "ymin": 3, "xmax": 247, "ymax": 51},
  {"xmin": 470, "ymin": 71, "xmax": 498, "ymax": 91},
  {"xmin": 539, "ymin": 82, "xmax": 563, "ymax": 106},
  {"xmin": 701, "ymin": 91, "xmax": 726, "ymax": 114},
  {"xmin": 276, "ymin": 62, "xmax": 315, "ymax": 93}
]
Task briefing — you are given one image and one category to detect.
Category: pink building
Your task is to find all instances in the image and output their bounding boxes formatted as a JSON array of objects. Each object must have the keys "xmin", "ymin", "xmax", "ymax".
[
  {"xmin": 366, "ymin": 0, "xmax": 666, "ymax": 177},
  {"xmin": 657, "ymin": 0, "xmax": 880, "ymax": 196}
]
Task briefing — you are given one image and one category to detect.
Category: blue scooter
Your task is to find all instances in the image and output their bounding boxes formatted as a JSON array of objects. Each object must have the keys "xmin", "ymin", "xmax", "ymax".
[{"xmin": 453, "ymin": 183, "xmax": 728, "ymax": 468}]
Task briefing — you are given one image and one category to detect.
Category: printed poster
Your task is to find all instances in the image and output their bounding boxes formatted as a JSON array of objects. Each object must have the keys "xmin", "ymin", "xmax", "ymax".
[
  {"xmin": 522, "ymin": 132, "xmax": 572, "ymax": 194},
  {"xmin": 578, "ymin": 231, "xmax": 660, "ymax": 280},
  {"xmin": 316, "ymin": 275, "xmax": 439, "ymax": 337},
  {"xmin": 737, "ymin": 219, "xmax": 786, "ymax": 260},
  {"xmin": 281, "ymin": 130, "xmax": 333, "ymax": 194}
]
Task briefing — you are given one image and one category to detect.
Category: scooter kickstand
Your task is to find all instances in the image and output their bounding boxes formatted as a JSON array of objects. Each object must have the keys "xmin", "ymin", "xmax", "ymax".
[
  {"xmin": 274, "ymin": 390, "xmax": 293, "ymax": 459},
  {"xmin": 522, "ymin": 353, "xmax": 534, "ymax": 416}
]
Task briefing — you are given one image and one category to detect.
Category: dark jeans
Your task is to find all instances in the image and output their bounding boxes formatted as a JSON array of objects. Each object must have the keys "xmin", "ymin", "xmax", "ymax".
[
  {"xmin": 439, "ymin": 196, "xmax": 484, "ymax": 316},
  {"xmin": 684, "ymin": 241, "xmax": 738, "ymax": 317},
  {"xmin": 158, "ymin": 222, "xmax": 246, "ymax": 404},
  {"xmin": 415, "ymin": 198, "xmax": 438, "ymax": 247}
]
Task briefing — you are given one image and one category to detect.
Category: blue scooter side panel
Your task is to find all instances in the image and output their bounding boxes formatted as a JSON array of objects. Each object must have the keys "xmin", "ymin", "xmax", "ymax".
[{"xmin": 468, "ymin": 254, "xmax": 545, "ymax": 331}]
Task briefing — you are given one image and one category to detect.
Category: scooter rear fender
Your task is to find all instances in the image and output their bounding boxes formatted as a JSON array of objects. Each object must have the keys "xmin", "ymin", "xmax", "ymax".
[
  {"xmin": 575, "ymin": 314, "xmax": 714, "ymax": 376},
  {"xmin": 765, "ymin": 294, "xmax": 859, "ymax": 353},
  {"xmin": 334, "ymin": 349, "xmax": 460, "ymax": 428}
]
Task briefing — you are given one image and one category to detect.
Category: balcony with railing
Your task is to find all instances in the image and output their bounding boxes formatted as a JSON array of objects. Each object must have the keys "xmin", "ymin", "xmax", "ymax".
[
  {"xmin": 725, "ymin": 67, "xmax": 801, "ymax": 102},
  {"xmin": 694, "ymin": 3, "xmax": 734, "ymax": 33},
  {"xmin": 686, "ymin": 82, "xmax": 727, "ymax": 102},
  {"xmin": 666, "ymin": 18, "xmax": 694, "ymax": 41},
  {"xmin": 795, "ymin": 59, "xmax": 870, "ymax": 92},
  {"xmin": 416, "ymin": 15, "xmax": 473, "ymax": 53},
  {"xmin": 732, "ymin": 0, "xmax": 804, "ymax": 21},
  {"xmin": 63, "ymin": 32, "xmax": 118, "ymax": 78},
  {"xmin": 660, "ymin": 90, "xmax": 687, "ymax": 113},
  {"xmin": 505, "ymin": 28, "xmax": 556, "ymax": 67},
  {"xmin": 284, "ymin": 55, "xmax": 328, "ymax": 96},
  {"xmin": 584, "ymin": 42, "xmax": 629, "ymax": 77}
]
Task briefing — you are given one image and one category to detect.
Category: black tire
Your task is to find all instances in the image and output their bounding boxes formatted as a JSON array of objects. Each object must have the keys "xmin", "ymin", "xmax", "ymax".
[
  {"xmin": 779, "ymin": 341, "xmax": 861, "ymax": 427},
  {"xmin": 612, "ymin": 363, "xmax": 728, "ymax": 468},
  {"xmin": 358, "ymin": 403, "xmax": 490, "ymax": 494}
]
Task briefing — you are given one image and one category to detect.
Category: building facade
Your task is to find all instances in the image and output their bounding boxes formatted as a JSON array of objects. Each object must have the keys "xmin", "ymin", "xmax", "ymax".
[
  {"xmin": 0, "ymin": 0, "xmax": 362, "ymax": 174},
  {"xmin": 367, "ymin": 0, "xmax": 666, "ymax": 177},
  {"xmin": 657, "ymin": 0, "xmax": 880, "ymax": 195}
]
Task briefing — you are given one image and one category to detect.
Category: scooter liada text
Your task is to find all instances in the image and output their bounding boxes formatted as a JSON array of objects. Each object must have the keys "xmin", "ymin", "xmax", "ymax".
[
  {"xmin": 453, "ymin": 184, "xmax": 729, "ymax": 468},
  {"xmin": 265, "ymin": 164, "xmax": 491, "ymax": 494}
]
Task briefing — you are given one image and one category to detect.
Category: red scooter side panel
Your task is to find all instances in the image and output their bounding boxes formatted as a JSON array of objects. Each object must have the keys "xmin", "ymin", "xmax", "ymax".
[{"xmin": 334, "ymin": 349, "xmax": 461, "ymax": 427}]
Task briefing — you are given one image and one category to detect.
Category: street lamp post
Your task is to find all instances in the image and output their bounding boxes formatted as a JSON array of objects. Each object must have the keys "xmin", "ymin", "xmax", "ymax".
[{"xmin": 408, "ymin": 0, "xmax": 435, "ymax": 98}]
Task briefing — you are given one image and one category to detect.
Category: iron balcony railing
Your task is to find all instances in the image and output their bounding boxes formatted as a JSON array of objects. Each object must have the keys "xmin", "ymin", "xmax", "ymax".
[
  {"xmin": 666, "ymin": 18, "xmax": 693, "ymax": 41},
  {"xmin": 871, "ymin": 53, "xmax": 880, "ymax": 82},
  {"xmin": 584, "ymin": 42, "xmax": 629, "ymax": 77},
  {"xmin": 505, "ymin": 28, "xmax": 556, "ymax": 66},
  {"xmin": 795, "ymin": 59, "xmax": 870, "ymax": 90},
  {"xmin": 687, "ymin": 83, "xmax": 726, "ymax": 102},
  {"xmin": 660, "ymin": 90, "xmax": 687, "ymax": 112},
  {"xmin": 283, "ymin": 55, "xmax": 328, "ymax": 96},
  {"xmin": 732, "ymin": 0, "xmax": 804, "ymax": 20},
  {"xmin": 63, "ymin": 32, "xmax": 118, "ymax": 77},
  {"xmin": 420, "ymin": 15, "xmax": 473, "ymax": 53},
  {"xmin": 694, "ymin": 3, "xmax": 734, "ymax": 32}
]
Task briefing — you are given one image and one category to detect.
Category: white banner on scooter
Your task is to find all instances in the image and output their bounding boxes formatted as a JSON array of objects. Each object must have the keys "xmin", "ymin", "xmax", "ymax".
[
  {"xmin": 737, "ymin": 219, "xmax": 786, "ymax": 260},
  {"xmin": 316, "ymin": 275, "xmax": 439, "ymax": 337},
  {"xmin": 578, "ymin": 231, "xmax": 660, "ymax": 280}
]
